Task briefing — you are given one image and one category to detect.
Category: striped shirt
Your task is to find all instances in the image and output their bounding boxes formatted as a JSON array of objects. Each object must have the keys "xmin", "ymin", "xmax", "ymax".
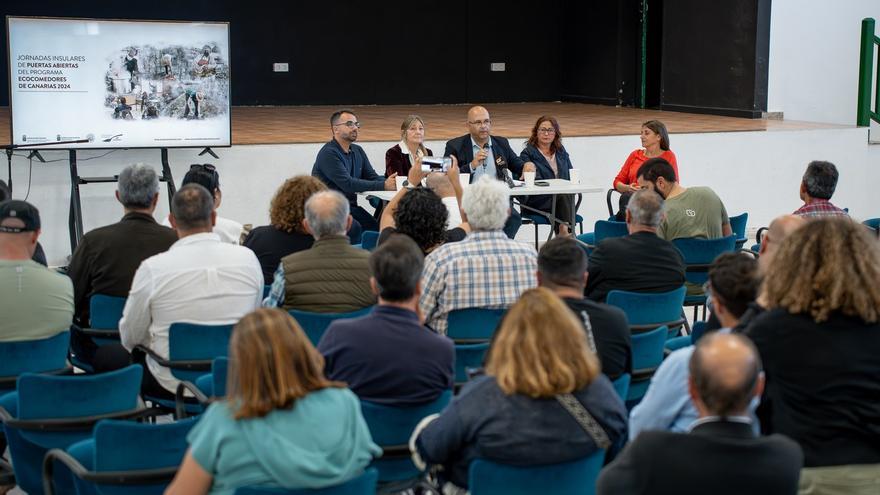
[
  {"xmin": 419, "ymin": 230, "xmax": 537, "ymax": 334},
  {"xmin": 793, "ymin": 199, "xmax": 848, "ymax": 218}
]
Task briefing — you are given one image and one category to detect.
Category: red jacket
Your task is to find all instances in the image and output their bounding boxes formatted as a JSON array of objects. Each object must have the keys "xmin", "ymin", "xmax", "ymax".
[{"xmin": 613, "ymin": 149, "xmax": 678, "ymax": 188}]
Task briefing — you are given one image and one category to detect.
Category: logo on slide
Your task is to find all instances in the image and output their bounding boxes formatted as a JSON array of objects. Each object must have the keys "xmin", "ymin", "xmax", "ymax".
[{"xmin": 686, "ymin": 209, "xmax": 696, "ymax": 217}]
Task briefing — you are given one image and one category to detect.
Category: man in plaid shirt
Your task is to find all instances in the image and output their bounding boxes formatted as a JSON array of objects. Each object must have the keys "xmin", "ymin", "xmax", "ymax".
[
  {"xmin": 420, "ymin": 176, "xmax": 537, "ymax": 334},
  {"xmin": 793, "ymin": 161, "xmax": 848, "ymax": 218}
]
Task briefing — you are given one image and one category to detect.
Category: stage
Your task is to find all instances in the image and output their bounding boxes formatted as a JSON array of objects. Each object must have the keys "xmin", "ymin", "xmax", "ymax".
[{"xmin": 0, "ymin": 102, "xmax": 848, "ymax": 147}]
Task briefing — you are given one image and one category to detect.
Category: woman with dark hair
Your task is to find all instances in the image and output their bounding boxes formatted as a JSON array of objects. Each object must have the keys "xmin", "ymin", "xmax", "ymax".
[
  {"xmin": 519, "ymin": 115, "xmax": 575, "ymax": 234},
  {"xmin": 165, "ymin": 308, "xmax": 379, "ymax": 495},
  {"xmin": 611, "ymin": 120, "xmax": 678, "ymax": 219},
  {"xmin": 745, "ymin": 218, "xmax": 880, "ymax": 493},
  {"xmin": 378, "ymin": 186, "xmax": 468, "ymax": 254},
  {"xmin": 412, "ymin": 288, "xmax": 627, "ymax": 492},
  {"xmin": 385, "ymin": 114, "xmax": 433, "ymax": 177}
]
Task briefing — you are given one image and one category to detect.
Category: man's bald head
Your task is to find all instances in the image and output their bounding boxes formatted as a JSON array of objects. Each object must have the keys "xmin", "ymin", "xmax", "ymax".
[
  {"xmin": 426, "ymin": 173, "xmax": 454, "ymax": 198},
  {"xmin": 467, "ymin": 106, "xmax": 489, "ymax": 122},
  {"xmin": 759, "ymin": 214, "xmax": 806, "ymax": 269},
  {"xmin": 466, "ymin": 106, "xmax": 491, "ymax": 144},
  {"xmin": 688, "ymin": 333, "xmax": 764, "ymax": 418}
]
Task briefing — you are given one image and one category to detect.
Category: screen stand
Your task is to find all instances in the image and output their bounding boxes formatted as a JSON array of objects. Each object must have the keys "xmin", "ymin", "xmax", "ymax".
[
  {"xmin": 197, "ymin": 147, "xmax": 219, "ymax": 159},
  {"xmin": 67, "ymin": 148, "xmax": 177, "ymax": 253},
  {"xmin": 4, "ymin": 148, "xmax": 11, "ymax": 194}
]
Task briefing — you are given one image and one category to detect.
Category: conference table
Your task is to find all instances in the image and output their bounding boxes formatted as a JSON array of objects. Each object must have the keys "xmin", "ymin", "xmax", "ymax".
[{"xmin": 361, "ymin": 178, "xmax": 604, "ymax": 242}]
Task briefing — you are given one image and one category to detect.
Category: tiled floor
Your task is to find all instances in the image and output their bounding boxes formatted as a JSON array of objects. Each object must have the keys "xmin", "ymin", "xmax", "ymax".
[{"xmin": 0, "ymin": 103, "xmax": 850, "ymax": 146}]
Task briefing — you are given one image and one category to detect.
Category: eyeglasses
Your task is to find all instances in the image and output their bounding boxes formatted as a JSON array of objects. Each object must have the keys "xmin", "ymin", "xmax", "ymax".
[
  {"xmin": 190, "ymin": 163, "xmax": 216, "ymax": 172},
  {"xmin": 334, "ymin": 120, "xmax": 361, "ymax": 128},
  {"xmin": 538, "ymin": 127, "xmax": 556, "ymax": 134},
  {"xmin": 468, "ymin": 119, "xmax": 491, "ymax": 126}
]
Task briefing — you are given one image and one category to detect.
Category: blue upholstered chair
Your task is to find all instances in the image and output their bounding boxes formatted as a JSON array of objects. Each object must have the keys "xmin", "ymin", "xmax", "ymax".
[
  {"xmin": 673, "ymin": 236, "xmax": 737, "ymax": 321},
  {"xmin": 446, "ymin": 308, "xmax": 506, "ymax": 343},
  {"xmin": 288, "ymin": 307, "xmax": 373, "ymax": 346},
  {"xmin": 729, "ymin": 213, "xmax": 749, "ymax": 250},
  {"xmin": 174, "ymin": 357, "xmax": 229, "ymax": 419},
  {"xmin": 454, "ymin": 343, "xmax": 490, "ymax": 387},
  {"xmin": 360, "ymin": 230, "xmax": 380, "ymax": 251},
  {"xmin": 70, "ymin": 295, "xmax": 128, "ymax": 372},
  {"xmin": 628, "ymin": 325, "xmax": 669, "ymax": 407},
  {"xmin": 606, "ymin": 286, "xmax": 687, "ymax": 338},
  {"xmin": 468, "ymin": 449, "xmax": 605, "ymax": 495},
  {"xmin": 577, "ymin": 220, "xmax": 629, "ymax": 255},
  {"xmin": 611, "ymin": 373, "xmax": 631, "ymax": 402},
  {"xmin": 0, "ymin": 332, "xmax": 71, "ymax": 391}
]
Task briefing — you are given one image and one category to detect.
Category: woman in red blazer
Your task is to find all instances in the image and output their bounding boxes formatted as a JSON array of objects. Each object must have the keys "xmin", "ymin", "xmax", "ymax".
[{"xmin": 385, "ymin": 115, "xmax": 433, "ymax": 177}]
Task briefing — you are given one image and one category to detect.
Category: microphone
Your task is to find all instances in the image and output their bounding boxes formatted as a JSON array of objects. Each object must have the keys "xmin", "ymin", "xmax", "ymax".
[{"xmin": 481, "ymin": 142, "xmax": 489, "ymax": 167}]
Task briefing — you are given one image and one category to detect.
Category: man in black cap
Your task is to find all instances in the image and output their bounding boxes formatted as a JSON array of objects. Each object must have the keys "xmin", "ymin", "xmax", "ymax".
[
  {"xmin": 0, "ymin": 199, "xmax": 73, "ymax": 342},
  {"xmin": 0, "ymin": 180, "xmax": 46, "ymax": 265}
]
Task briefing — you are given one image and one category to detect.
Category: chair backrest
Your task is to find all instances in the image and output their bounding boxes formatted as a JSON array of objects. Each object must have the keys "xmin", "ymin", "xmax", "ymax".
[
  {"xmin": 611, "ymin": 373, "xmax": 631, "ymax": 402},
  {"xmin": 288, "ymin": 307, "xmax": 373, "ymax": 346},
  {"xmin": 233, "ymin": 468, "xmax": 378, "ymax": 494},
  {"xmin": 360, "ymin": 231, "xmax": 380, "ymax": 251},
  {"xmin": 168, "ymin": 323, "xmax": 235, "ymax": 383},
  {"xmin": 454, "ymin": 342, "xmax": 490, "ymax": 384},
  {"xmin": 606, "ymin": 286, "xmax": 686, "ymax": 330},
  {"xmin": 89, "ymin": 295, "xmax": 127, "ymax": 330},
  {"xmin": 631, "ymin": 325, "xmax": 668, "ymax": 374},
  {"xmin": 593, "ymin": 220, "xmax": 628, "ymax": 244},
  {"xmin": 94, "ymin": 417, "xmax": 198, "ymax": 472},
  {"xmin": 446, "ymin": 308, "xmax": 506, "ymax": 342},
  {"xmin": 729, "ymin": 213, "xmax": 748, "ymax": 239},
  {"xmin": 690, "ymin": 320, "xmax": 708, "ymax": 344},
  {"xmin": 605, "ymin": 188, "xmax": 619, "ymax": 219},
  {"xmin": 212, "ymin": 357, "xmax": 230, "ymax": 398},
  {"xmin": 0, "ymin": 332, "xmax": 70, "ymax": 387},
  {"xmin": 468, "ymin": 450, "xmax": 605, "ymax": 495},
  {"xmin": 673, "ymin": 235, "xmax": 737, "ymax": 285},
  {"xmin": 359, "ymin": 390, "xmax": 452, "ymax": 446}
]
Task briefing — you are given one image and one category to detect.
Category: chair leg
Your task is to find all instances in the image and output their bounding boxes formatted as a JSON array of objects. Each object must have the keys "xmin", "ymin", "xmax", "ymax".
[{"xmin": 533, "ymin": 224, "xmax": 539, "ymax": 251}]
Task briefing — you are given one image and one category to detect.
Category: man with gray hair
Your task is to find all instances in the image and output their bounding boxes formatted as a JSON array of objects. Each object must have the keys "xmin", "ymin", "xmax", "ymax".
[
  {"xmin": 67, "ymin": 163, "xmax": 178, "ymax": 369},
  {"xmin": 793, "ymin": 160, "xmax": 848, "ymax": 218},
  {"xmin": 585, "ymin": 189, "xmax": 685, "ymax": 302},
  {"xmin": 119, "ymin": 184, "xmax": 263, "ymax": 399},
  {"xmin": 420, "ymin": 176, "xmax": 537, "ymax": 334},
  {"xmin": 264, "ymin": 190, "xmax": 375, "ymax": 312}
]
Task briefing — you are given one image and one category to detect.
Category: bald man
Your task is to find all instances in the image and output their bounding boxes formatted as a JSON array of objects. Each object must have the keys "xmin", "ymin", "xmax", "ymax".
[
  {"xmin": 443, "ymin": 106, "xmax": 535, "ymax": 238},
  {"xmin": 599, "ymin": 333, "xmax": 803, "ymax": 495}
]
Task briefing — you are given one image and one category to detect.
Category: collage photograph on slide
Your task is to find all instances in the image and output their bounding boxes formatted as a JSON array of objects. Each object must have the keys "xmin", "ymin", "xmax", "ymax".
[{"xmin": 104, "ymin": 42, "xmax": 228, "ymax": 123}]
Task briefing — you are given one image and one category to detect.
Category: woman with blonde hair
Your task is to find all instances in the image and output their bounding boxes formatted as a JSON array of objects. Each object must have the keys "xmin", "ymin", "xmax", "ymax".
[
  {"xmin": 165, "ymin": 308, "xmax": 380, "ymax": 495},
  {"xmin": 385, "ymin": 114, "xmax": 434, "ymax": 177},
  {"xmin": 746, "ymin": 218, "xmax": 880, "ymax": 494},
  {"xmin": 244, "ymin": 176, "xmax": 353, "ymax": 284},
  {"xmin": 413, "ymin": 288, "xmax": 627, "ymax": 491}
]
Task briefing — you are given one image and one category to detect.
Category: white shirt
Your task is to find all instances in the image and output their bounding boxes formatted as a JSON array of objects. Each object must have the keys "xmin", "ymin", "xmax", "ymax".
[
  {"xmin": 119, "ymin": 232, "xmax": 263, "ymax": 393},
  {"xmin": 163, "ymin": 215, "xmax": 243, "ymax": 244},
  {"xmin": 441, "ymin": 196, "xmax": 463, "ymax": 229}
]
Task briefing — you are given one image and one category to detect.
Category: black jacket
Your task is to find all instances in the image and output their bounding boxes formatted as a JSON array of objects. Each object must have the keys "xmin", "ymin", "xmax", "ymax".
[
  {"xmin": 586, "ymin": 231, "xmax": 686, "ymax": 302},
  {"xmin": 444, "ymin": 134, "xmax": 527, "ymax": 182}
]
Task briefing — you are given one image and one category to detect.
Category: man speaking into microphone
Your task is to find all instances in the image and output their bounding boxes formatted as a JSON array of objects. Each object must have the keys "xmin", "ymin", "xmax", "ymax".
[{"xmin": 444, "ymin": 106, "xmax": 535, "ymax": 238}]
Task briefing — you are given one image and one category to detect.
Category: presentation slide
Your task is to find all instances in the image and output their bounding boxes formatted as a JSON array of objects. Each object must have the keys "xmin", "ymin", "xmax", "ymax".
[{"xmin": 7, "ymin": 17, "xmax": 231, "ymax": 149}]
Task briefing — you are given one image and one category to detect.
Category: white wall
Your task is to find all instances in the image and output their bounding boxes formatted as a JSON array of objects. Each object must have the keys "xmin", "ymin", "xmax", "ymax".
[
  {"xmin": 10, "ymin": 126, "xmax": 873, "ymax": 265},
  {"xmin": 768, "ymin": 0, "xmax": 880, "ymax": 124}
]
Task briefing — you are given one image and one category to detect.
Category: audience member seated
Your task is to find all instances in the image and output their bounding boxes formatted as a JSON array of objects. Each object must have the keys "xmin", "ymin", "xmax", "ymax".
[
  {"xmin": 67, "ymin": 164, "xmax": 177, "ymax": 364},
  {"xmin": 444, "ymin": 106, "xmax": 536, "ymax": 239},
  {"xmin": 378, "ymin": 164, "xmax": 468, "ymax": 254},
  {"xmin": 611, "ymin": 120, "xmax": 678, "ymax": 220},
  {"xmin": 637, "ymin": 158, "xmax": 731, "ymax": 241},
  {"xmin": 793, "ymin": 160, "xmax": 848, "ymax": 218},
  {"xmin": 598, "ymin": 333, "xmax": 803, "ymax": 495},
  {"xmin": 0, "ymin": 179, "xmax": 46, "ymax": 265},
  {"xmin": 629, "ymin": 252, "xmax": 761, "ymax": 438},
  {"xmin": 746, "ymin": 218, "xmax": 880, "ymax": 493},
  {"xmin": 119, "ymin": 184, "xmax": 263, "ymax": 399},
  {"xmin": 0, "ymin": 200, "xmax": 72, "ymax": 342},
  {"xmin": 413, "ymin": 288, "xmax": 627, "ymax": 492},
  {"xmin": 312, "ymin": 109, "xmax": 396, "ymax": 234},
  {"xmin": 385, "ymin": 114, "xmax": 433, "ymax": 177},
  {"xmin": 165, "ymin": 308, "xmax": 380, "ymax": 495},
  {"xmin": 319, "ymin": 235, "xmax": 454, "ymax": 405},
  {"xmin": 242, "ymin": 175, "xmax": 328, "ymax": 284},
  {"xmin": 537, "ymin": 236, "xmax": 631, "ymax": 380},
  {"xmin": 585, "ymin": 189, "xmax": 685, "ymax": 302},
  {"xmin": 518, "ymin": 115, "xmax": 575, "ymax": 234},
  {"xmin": 164, "ymin": 163, "xmax": 244, "ymax": 243},
  {"xmin": 264, "ymin": 190, "xmax": 375, "ymax": 312},
  {"xmin": 420, "ymin": 177, "xmax": 537, "ymax": 334}
]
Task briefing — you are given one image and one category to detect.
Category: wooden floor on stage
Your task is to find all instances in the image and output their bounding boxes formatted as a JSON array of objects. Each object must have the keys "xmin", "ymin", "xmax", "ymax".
[{"xmin": 0, "ymin": 103, "xmax": 849, "ymax": 147}]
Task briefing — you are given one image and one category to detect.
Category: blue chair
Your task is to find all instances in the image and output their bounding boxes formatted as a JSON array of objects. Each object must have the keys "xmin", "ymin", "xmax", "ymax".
[
  {"xmin": 673, "ymin": 236, "xmax": 737, "ymax": 321},
  {"xmin": 468, "ymin": 449, "xmax": 605, "ymax": 495},
  {"xmin": 233, "ymin": 467, "xmax": 378, "ymax": 494},
  {"xmin": 454, "ymin": 343, "xmax": 489, "ymax": 387},
  {"xmin": 0, "ymin": 332, "xmax": 71, "ymax": 391},
  {"xmin": 690, "ymin": 321, "xmax": 709, "ymax": 344},
  {"xmin": 43, "ymin": 417, "xmax": 199, "ymax": 495},
  {"xmin": 577, "ymin": 220, "xmax": 629, "ymax": 254},
  {"xmin": 174, "ymin": 357, "xmax": 229, "ymax": 419},
  {"xmin": 628, "ymin": 325, "xmax": 669, "ymax": 407},
  {"xmin": 288, "ymin": 307, "xmax": 373, "ymax": 346},
  {"xmin": 360, "ymin": 230, "xmax": 380, "ymax": 251},
  {"xmin": 611, "ymin": 373, "xmax": 630, "ymax": 402},
  {"xmin": 360, "ymin": 390, "xmax": 452, "ymax": 483},
  {"xmin": 135, "ymin": 323, "xmax": 234, "ymax": 413},
  {"xmin": 0, "ymin": 365, "xmax": 145, "ymax": 495},
  {"xmin": 446, "ymin": 308, "xmax": 506, "ymax": 343},
  {"xmin": 71, "ymin": 295, "xmax": 128, "ymax": 372},
  {"xmin": 863, "ymin": 218, "xmax": 880, "ymax": 236},
  {"xmin": 606, "ymin": 286, "xmax": 687, "ymax": 338},
  {"xmin": 729, "ymin": 213, "xmax": 749, "ymax": 250}
]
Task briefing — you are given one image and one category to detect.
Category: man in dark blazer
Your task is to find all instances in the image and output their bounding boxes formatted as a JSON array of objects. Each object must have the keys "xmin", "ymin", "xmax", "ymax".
[
  {"xmin": 444, "ymin": 106, "xmax": 535, "ymax": 239},
  {"xmin": 585, "ymin": 189, "xmax": 685, "ymax": 302},
  {"xmin": 597, "ymin": 332, "xmax": 803, "ymax": 495}
]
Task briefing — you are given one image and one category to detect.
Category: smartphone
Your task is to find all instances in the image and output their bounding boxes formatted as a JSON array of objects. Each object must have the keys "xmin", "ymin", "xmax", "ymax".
[
  {"xmin": 421, "ymin": 156, "xmax": 452, "ymax": 172},
  {"xmin": 534, "ymin": 181, "xmax": 550, "ymax": 187}
]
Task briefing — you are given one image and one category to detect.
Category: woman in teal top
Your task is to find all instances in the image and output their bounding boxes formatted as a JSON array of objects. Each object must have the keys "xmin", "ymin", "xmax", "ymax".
[{"xmin": 165, "ymin": 308, "xmax": 380, "ymax": 495}]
